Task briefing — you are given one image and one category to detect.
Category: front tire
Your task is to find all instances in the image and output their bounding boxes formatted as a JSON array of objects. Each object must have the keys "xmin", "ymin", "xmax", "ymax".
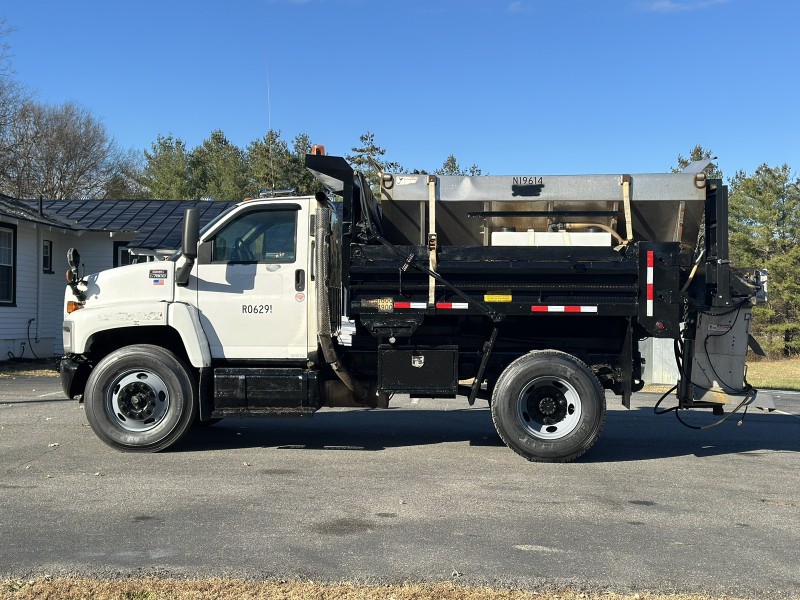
[
  {"xmin": 491, "ymin": 350, "xmax": 606, "ymax": 462},
  {"xmin": 84, "ymin": 345, "xmax": 197, "ymax": 452}
]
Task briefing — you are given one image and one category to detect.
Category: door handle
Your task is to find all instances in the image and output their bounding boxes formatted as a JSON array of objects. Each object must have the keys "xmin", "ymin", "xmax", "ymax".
[
  {"xmin": 310, "ymin": 240, "xmax": 316, "ymax": 281},
  {"xmin": 295, "ymin": 269, "xmax": 305, "ymax": 292}
]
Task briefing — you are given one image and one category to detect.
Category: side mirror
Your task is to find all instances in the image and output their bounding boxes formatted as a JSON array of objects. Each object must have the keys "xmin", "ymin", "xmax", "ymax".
[
  {"xmin": 65, "ymin": 247, "xmax": 85, "ymax": 300},
  {"xmin": 67, "ymin": 248, "xmax": 81, "ymax": 269},
  {"xmin": 176, "ymin": 208, "xmax": 199, "ymax": 287},
  {"xmin": 182, "ymin": 208, "xmax": 199, "ymax": 259}
]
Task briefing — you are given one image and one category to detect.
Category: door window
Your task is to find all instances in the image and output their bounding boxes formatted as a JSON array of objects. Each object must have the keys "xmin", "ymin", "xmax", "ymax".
[{"xmin": 211, "ymin": 209, "xmax": 297, "ymax": 263}]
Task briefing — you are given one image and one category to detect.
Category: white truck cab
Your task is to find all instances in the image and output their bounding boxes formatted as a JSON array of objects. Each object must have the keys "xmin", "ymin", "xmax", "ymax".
[
  {"xmin": 60, "ymin": 191, "xmax": 341, "ymax": 452},
  {"xmin": 64, "ymin": 195, "xmax": 322, "ymax": 365},
  {"xmin": 189, "ymin": 196, "xmax": 316, "ymax": 360}
]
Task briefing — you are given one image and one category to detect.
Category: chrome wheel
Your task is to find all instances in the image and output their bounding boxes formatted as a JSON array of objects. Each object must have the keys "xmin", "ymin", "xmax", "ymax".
[
  {"xmin": 106, "ymin": 370, "xmax": 170, "ymax": 432},
  {"xmin": 516, "ymin": 375, "xmax": 582, "ymax": 440}
]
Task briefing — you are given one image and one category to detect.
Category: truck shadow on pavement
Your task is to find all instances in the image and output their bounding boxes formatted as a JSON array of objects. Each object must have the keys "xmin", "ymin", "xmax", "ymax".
[
  {"xmin": 176, "ymin": 405, "xmax": 799, "ymax": 462},
  {"xmin": 585, "ymin": 407, "xmax": 799, "ymax": 462},
  {"xmin": 178, "ymin": 407, "xmax": 505, "ymax": 454}
]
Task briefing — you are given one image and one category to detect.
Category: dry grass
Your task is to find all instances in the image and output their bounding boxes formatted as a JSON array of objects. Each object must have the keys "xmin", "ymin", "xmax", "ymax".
[
  {"xmin": 745, "ymin": 357, "xmax": 800, "ymax": 391},
  {"xmin": 0, "ymin": 359, "xmax": 59, "ymax": 379},
  {"xmin": 0, "ymin": 578, "xmax": 746, "ymax": 600}
]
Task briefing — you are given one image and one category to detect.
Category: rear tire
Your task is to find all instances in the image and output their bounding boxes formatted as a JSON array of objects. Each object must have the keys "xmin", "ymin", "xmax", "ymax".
[
  {"xmin": 84, "ymin": 345, "xmax": 197, "ymax": 452},
  {"xmin": 491, "ymin": 350, "xmax": 605, "ymax": 462}
]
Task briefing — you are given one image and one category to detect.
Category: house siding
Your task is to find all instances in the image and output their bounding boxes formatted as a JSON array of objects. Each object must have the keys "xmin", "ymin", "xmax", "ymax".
[
  {"xmin": 2, "ymin": 198, "xmax": 227, "ymax": 364},
  {"xmin": 0, "ymin": 223, "xmax": 38, "ymax": 357}
]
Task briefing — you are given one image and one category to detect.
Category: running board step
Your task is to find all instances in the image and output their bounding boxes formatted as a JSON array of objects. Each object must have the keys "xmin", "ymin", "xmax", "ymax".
[{"xmin": 212, "ymin": 367, "xmax": 321, "ymax": 413}]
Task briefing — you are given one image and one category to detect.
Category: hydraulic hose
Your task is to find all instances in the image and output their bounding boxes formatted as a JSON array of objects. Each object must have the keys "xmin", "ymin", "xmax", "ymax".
[{"xmin": 563, "ymin": 222, "xmax": 625, "ymax": 245}]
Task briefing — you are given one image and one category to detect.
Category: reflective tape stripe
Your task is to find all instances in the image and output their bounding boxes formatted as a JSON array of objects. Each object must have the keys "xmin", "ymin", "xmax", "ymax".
[
  {"xmin": 435, "ymin": 302, "xmax": 469, "ymax": 310},
  {"xmin": 646, "ymin": 250, "xmax": 654, "ymax": 317},
  {"xmin": 531, "ymin": 305, "xmax": 598, "ymax": 313},
  {"xmin": 394, "ymin": 301, "xmax": 427, "ymax": 309}
]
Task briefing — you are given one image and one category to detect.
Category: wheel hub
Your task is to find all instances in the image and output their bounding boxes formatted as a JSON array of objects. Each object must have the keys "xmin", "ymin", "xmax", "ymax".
[
  {"xmin": 107, "ymin": 371, "xmax": 170, "ymax": 432},
  {"xmin": 538, "ymin": 395, "xmax": 558, "ymax": 416},
  {"xmin": 119, "ymin": 382, "xmax": 157, "ymax": 419},
  {"xmin": 528, "ymin": 385, "xmax": 568, "ymax": 424},
  {"xmin": 516, "ymin": 376, "xmax": 582, "ymax": 441}
]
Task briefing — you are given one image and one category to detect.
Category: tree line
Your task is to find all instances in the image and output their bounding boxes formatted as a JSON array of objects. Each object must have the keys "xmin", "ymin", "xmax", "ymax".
[
  {"xmin": 0, "ymin": 105, "xmax": 471, "ymax": 200},
  {"xmin": 139, "ymin": 130, "xmax": 479, "ymax": 201},
  {"xmin": 0, "ymin": 21, "xmax": 796, "ymax": 357},
  {"xmin": 675, "ymin": 146, "xmax": 800, "ymax": 358}
]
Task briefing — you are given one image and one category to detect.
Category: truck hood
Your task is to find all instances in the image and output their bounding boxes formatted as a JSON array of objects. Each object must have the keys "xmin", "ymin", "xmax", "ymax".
[{"xmin": 80, "ymin": 262, "xmax": 175, "ymax": 307}]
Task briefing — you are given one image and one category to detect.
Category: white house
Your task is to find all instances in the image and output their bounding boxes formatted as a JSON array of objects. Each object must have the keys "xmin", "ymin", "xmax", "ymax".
[{"xmin": 0, "ymin": 196, "xmax": 234, "ymax": 362}]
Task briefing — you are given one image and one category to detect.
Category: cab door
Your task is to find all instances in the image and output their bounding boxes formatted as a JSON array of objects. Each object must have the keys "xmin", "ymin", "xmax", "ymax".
[{"xmin": 195, "ymin": 201, "xmax": 310, "ymax": 360}]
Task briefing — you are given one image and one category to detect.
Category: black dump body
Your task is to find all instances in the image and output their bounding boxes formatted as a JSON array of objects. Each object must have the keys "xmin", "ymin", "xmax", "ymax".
[{"xmin": 305, "ymin": 153, "xmax": 749, "ymax": 407}]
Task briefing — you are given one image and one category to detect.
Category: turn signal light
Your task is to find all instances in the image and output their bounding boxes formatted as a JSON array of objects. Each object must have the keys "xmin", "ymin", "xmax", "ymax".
[{"xmin": 66, "ymin": 301, "xmax": 83, "ymax": 314}]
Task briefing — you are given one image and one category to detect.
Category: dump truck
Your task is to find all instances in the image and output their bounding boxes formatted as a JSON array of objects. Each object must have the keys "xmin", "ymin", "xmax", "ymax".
[{"xmin": 59, "ymin": 149, "xmax": 766, "ymax": 462}]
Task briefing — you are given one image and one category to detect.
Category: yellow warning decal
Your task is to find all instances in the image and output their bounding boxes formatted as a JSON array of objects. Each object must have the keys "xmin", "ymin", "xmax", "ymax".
[{"xmin": 484, "ymin": 291, "xmax": 513, "ymax": 302}]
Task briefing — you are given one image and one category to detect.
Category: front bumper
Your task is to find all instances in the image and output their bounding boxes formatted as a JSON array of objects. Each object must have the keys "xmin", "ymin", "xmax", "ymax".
[{"xmin": 59, "ymin": 356, "xmax": 90, "ymax": 401}]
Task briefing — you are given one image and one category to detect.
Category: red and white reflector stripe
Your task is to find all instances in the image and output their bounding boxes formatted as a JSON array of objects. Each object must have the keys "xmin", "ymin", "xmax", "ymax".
[
  {"xmin": 393, "ymin": 301, "xmax": 471, "ymax": 310},
  {"xmin": 436, "ymin": 302, "xmax": 469, "ymax": 310},
  {"xmin": 646, "ymin": 250, "xmax": 654, "ymax": 317},
  {"xmin": 394, "ymin": 301, "xmax": 427, "ymax": 310},
  {"xmin": 531, "ymin": 305, "xmax": 598, "ymax": 313}
]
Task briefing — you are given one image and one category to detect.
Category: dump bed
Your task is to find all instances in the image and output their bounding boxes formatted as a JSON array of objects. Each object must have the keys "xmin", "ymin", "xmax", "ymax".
[{"xmin": 380, "ymin": 168, "xmax": 709, "ymax": 251}]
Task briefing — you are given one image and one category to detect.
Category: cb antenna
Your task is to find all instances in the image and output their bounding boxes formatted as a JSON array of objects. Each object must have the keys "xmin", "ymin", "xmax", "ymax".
[{"xmin": 266, "ymin": 54, "xmax": 276, "ymax": 191}]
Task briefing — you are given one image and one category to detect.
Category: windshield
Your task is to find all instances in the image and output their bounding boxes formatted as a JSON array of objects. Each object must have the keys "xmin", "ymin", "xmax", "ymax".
[
  {"xmin": 169, "ymin": 203, "xmax": 241, "ymax": 261},
  {"xmin": 199, "ymin": 204, "xmax": 239, "ymax": 236}
]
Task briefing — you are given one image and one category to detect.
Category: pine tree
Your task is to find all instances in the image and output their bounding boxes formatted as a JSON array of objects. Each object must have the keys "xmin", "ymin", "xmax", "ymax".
[{"xmin": 729, "ymin": 163, "xmax": 800, "ymax": 356}]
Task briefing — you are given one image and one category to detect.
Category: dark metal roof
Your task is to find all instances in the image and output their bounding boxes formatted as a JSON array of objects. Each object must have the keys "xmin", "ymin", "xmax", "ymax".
[
  {"xmin": 22, "ymin": 199, "xmax": 238, "ymax": 250},
  {"xmin": 0, "ymin": 195, "xmax": 76, "ymax": 229}
]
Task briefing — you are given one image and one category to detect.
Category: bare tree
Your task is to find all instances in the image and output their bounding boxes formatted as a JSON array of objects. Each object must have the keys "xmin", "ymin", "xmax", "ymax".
[
  {"xmin": 1, "ymin": 100, "xmax": 133, "ymax": 199},
  {"xmin": 0, "ymin": 16, "xmax": 13, "ymax": 73},
  {"xmin": 0, "ymin": 17, "xmax": 28, "ymax": 188}
]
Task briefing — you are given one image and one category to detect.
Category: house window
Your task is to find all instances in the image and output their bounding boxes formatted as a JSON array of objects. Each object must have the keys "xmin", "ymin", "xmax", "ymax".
[
  {"xmin": 113, "ymin": 241, "xmax": 131, "ymax": 267},
  {"xmin": 0, "ymin": 224, "xmax": 15, "ymax": 305},
  {"xmin": 42, "ymin": 239, "xmax": 53, "ymax": 273}
]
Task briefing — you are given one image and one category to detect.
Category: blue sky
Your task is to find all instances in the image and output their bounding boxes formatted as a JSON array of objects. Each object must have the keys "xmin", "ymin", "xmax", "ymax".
[{"xmin": 3, "ymin": 0, "xmax": 797, "ymax": 178}]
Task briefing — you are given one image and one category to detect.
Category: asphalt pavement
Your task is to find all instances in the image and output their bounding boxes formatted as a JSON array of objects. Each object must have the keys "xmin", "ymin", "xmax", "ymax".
[{"xmin": 0, "ymin": 376, "xmax": 798, "ymax": 598}]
